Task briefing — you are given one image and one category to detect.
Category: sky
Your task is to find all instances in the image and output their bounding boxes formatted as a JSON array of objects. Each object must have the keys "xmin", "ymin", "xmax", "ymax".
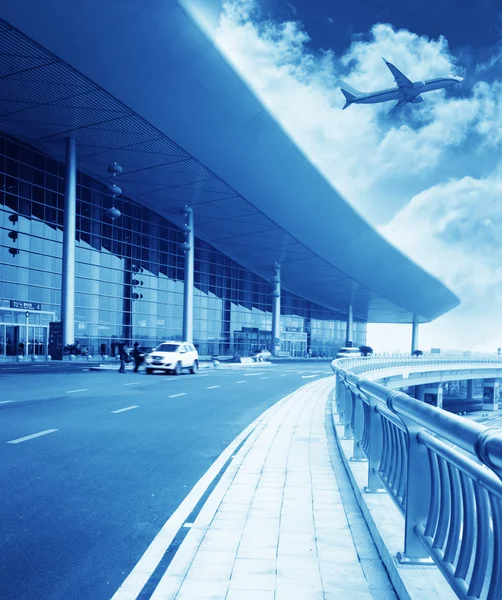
[{"xmin": 184, "ymin": 0, "xmax": 502, "ymax": 353}]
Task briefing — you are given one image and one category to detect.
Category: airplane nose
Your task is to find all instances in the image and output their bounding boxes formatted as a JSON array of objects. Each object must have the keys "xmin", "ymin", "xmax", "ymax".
[{"xmin": 454, "ymin": 76, "xmax": 464, "ymax": 83}]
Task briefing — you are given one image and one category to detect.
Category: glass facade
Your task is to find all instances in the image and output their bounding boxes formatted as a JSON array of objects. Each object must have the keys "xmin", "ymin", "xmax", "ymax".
[{"xmin": 0, "ymin": 132, "xmax": 366, "ymax": 358}]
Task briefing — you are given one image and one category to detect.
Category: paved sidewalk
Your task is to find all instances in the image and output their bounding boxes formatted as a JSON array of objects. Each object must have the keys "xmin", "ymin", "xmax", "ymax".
[{"xmin": 145, "ymin": 377, "xmax": 396, "ymax": 600}]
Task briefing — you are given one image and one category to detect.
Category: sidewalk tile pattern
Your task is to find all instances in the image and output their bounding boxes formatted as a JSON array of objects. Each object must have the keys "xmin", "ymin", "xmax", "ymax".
[{"xmin": 150, "ymin": 377, "xmax": 389, "ymax": 599}]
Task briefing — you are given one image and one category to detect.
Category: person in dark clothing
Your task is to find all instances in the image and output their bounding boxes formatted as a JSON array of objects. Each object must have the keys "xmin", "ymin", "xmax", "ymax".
[
  {"xmin": 132, "ymin": 342, "xmax": 142, "ymax": 373},
  {"xmin": 118, "ymin": 342, "xmax": 128, "ymax": 373},
  {"xmin": 100, "ymin": 343, "xmax": 106, "ymax": 360},
  {"xmin": 111, "ymin": 341, "xmax": 117, "ymax": 358}
]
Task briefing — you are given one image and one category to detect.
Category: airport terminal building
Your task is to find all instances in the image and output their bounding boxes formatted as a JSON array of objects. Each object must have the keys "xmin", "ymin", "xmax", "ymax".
[
  {"xmin": 0, "ymin": 3, "xmax": 459, "ymax": 360},
  {"xmin": 0, "ymin": 131, "xmax": 366, "ymax": 358}
]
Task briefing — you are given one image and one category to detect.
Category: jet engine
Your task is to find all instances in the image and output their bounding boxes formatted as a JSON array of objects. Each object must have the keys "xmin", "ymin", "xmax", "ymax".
[
  {"xmin": 413, "ymin": 81, "xmax": 425, "ymax": 89},
  {"xmin": 411, "ymin": 95, "xmax": 424, "ymax": 103}
]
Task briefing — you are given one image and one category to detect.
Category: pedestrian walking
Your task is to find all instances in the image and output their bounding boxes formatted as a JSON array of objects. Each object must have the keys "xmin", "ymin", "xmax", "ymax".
[
  {"xmin": 118, "ymin": 341, "xmax": 128, "ymax": 373},
  {"xmin": 100, "ymin": 343, "xmax": 106, "ymax": 360},
  {"xmin": 132, "ymin": 342, "xmax": 142, "ymax": 373}
]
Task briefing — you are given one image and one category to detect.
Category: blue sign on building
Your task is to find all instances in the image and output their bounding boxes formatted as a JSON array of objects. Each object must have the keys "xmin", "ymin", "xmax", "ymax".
[{"xmin": 10, "ymin": 300, "xmax": 42, "ymax": 311}]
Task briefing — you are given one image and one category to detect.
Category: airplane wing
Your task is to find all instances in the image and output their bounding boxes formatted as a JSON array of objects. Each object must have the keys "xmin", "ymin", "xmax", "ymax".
[
  {"xmin": 382, "ymin": 58, "xmax": 413, "ymax": 88},
  {"xmin": 388, "ymin": 98, "xmax": 410, "ymax": 115}
]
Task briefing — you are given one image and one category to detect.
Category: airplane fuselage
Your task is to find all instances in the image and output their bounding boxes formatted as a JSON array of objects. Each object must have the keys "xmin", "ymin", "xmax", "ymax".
[{"xmin": 353, "ymin": 76, "xmax": 463, "ymax": 105}]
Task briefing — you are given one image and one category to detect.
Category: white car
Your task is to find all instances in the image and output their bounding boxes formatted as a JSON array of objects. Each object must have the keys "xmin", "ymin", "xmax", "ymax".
[
  {"xmin": 145, "ymin": 341, "xmax": 199, "ymax": 375},
  {"xmin": 336, "ymin": 347, "xmax": 362, "ymax": 359}
]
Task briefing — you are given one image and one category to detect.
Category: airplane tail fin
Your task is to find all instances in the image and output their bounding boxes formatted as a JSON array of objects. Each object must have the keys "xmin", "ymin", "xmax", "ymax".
[{"xmin": 341, "ymin": 88, "xmax": 357, "ymax": 110}]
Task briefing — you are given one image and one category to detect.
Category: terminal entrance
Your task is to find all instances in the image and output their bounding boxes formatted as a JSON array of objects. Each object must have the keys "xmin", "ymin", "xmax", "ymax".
[
  {"xmin": 280, "ymin": 330, "xmax": 307, "ymax": 357},
  {"xmin": 0, "ymin": 308, "xmax": 54, "ymax": 359},
  {"xmin": 0, "ymin": 323, "xmax": 49, "ymax": 357}
]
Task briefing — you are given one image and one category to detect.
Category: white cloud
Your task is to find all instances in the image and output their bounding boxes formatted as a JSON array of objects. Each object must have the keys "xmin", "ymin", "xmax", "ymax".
[{"xmin": 186, "ymin": 0, "xmax": 502, "ymax": 351}]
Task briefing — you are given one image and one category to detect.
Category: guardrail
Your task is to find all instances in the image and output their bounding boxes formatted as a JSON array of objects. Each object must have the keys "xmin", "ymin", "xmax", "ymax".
[
  {"xmin": 332, "ymin": 357, "xmax": 502, "ymax": 600},
  {"xmin": 337, "ymin": 354, "xmax": 502, "ymax": 376}
]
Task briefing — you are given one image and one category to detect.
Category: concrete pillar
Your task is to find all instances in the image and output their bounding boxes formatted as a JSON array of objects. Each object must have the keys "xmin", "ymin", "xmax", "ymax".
[
  {"xmin": 411, "ymin": 314, "xmax": 419, "ymax": 355},
  {"xmin": 466, "ymin": 379, "xmax": 474, "ymax": 402},
  {"xmin": 415, "ymin": 384, "xmax": 425, "ymax": 401},
  {"xmin": 423, "ymin": 383, "xmax": 443, "ymax": 408},
  {"xmin": 181, "ymin": 207, "xmax": 194, "ymax": 343},
  {"xmin": 61, "ymin": 137, "xmax": 76, "ymax": 348},
  {"xmin": 346, "ymin": 304, "xmax": 353, "ymax": 346},
  {"xmin": 483, "ymin": 379, "xmax": 500, "ymax": 411},
  {"xmin": 271, "ymin": 263, "xmax": 281, "ymax": 357}
]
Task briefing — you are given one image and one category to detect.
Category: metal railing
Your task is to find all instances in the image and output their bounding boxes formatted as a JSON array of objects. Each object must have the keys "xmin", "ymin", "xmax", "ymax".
[
  {"xmin": 337, "ymin": 354, "xmax": 502, "ymax": 376},
  {"xmin": 332, "ymin": 358, "xmax": 502, "ymax": 600}
]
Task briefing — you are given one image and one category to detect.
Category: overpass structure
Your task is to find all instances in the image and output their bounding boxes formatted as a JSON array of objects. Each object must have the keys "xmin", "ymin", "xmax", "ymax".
[
  {"xmin": 0, "ymin": 0, "xmax": 458, "ymax": 361},
  {"xmin": 332, "ymin": 355, "xmax": 502, "ymax": 600}
]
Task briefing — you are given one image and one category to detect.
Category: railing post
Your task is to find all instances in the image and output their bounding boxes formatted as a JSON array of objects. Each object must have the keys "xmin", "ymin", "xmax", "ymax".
[
  {"xmin": 363, "ymin": 395, "xmax": 386, "ymax": 493},
  {"xmin": 335, "ymin": 374, "xmax": 346, "ymax": 424},
  {"xmin": 334, "ymin": 375, "xmax": 342, "ymax": 415},
  {"xmin": 342, "ymin": 385, "xmax": 354, "ymax": 440},
  {"xmin": 388, "ymin": 391, "xmax": 433, "ymax": 564},
  {"xmin": 350, "ymin": 389, "xmax": 366, "ymax": 461}
]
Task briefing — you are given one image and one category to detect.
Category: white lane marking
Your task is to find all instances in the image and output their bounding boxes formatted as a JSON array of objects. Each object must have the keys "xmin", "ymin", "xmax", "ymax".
[
  {"xmin": 7, "ymin": 429, "xmax": 58, "ymax": 444},
  {"xmin": 302, "ymin": 374, "xmax": 319, "ymax": 379},
  {"xmin": 169, "ymin": 393, "xmax": 186, "ymax": 398},
  {"xmin": 124, "ymin": 382, "xmax": 140, "ymax": 386},
  {"xmin": 183, "ymin": 523, "xmax": 194, "ymax": 528},
  {"xmin": 110, "ymin": 402, "xmax": 275, "ymax": 600},
  {"xmin": 66, "ymin": 388, "xmax": 89, "ymax": 393},
  {"xmin": 207, "ymin": 386, "xmax": 220, "ymax": 389},
  {"xmin": 260, "ymin": 377, "xmax": 270, "ymax": 380},
  {"xmin": 112, "ymin": 406, "xmax": 139, "ymax": 414},
  {"xmin": 244, "ymin": 372, "xmax": 265, "ymax": 376},
  {"xmin": 236, "ymin": 381, "xmax": 246, "ymax": 384},
  {"xmin": 0, "ymin": 400, "xmax": 13, "ymax": 404}
]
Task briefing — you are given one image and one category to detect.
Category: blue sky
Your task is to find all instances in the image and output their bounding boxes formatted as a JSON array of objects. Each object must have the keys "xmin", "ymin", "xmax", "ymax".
[
  {"xmin": 266, "ymin": 0, "xmax": 502, "ymax": 57},
  {"xmin": 186, "ymin": 0, "xmax": 502, "ymax": 353}
]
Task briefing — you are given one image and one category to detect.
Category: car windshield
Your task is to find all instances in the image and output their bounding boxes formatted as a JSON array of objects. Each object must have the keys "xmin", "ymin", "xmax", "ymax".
[{"xmin": 155, "ymin": 343, "xmax": 180, "ymax": 353}]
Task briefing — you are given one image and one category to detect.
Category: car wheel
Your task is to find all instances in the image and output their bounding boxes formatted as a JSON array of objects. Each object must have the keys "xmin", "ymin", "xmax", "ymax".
[
  {"xmin": 174, "ymin": 362, "xmax": 182, "ymax": 376},
  {"xmin": 146, "ymin": 368, "xmax": 154, "ymax": 374},
  {"xmin": 190, "ymin": 360, "xmax": 198, "ymax": 374}
]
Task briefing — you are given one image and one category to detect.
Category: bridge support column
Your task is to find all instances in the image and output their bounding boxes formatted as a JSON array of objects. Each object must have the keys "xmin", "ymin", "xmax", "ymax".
[
  {"xmin": 466, "ymin": 379, "xmax": 474, "ymax": 402},
  {"xmin": 482, "ymin": 379, "xmax": 500, "ymax": 411},
  {"xmin": 423, "ymin": 383, "xmax": 443, "ymax": 408},
  {"xmin": 415, "ymin": 384, "xmax": 425, "ymax": 401},
  {"xmin": 411, "ymin": 314, "xmax": 419, "ymax": 355}
]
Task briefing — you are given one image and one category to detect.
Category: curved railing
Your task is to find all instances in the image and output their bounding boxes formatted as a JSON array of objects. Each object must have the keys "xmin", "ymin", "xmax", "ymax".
[
  {"xmin": 337, "ymin": 354, "xmax": 502, "ymax": 376},
  {"xmin": 332, "ymin": 357, "xmax": 502, "ymax": 600}
]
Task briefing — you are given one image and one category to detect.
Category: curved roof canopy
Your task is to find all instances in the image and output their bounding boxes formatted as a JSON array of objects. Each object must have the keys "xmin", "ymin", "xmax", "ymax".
[{"xmin": 0, "ymin": 1, "xmax": 460, "ymax": 323}]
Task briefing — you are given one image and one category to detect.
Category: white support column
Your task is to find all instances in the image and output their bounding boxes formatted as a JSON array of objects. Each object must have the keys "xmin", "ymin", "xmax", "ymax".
[
  {"xmin": 423, "ymin": 383, "xmax": 443, "ymax": 408},
  {"xmin": 271, "ymin": 263, "xmax": 281, "ymax": 357},
  {"xmin": 346, "ymin": 304, "xmax": 353, "ymax": 346},
  {"xmin": 181, "ymin": 207, "xmax": 194, "ymax": 343},
  {"xmin": 61, "ymin": 137, "xmax": 76, "ymax": 349},
  {"xmin": 483, "ymin": 379, "xmax": 500, "ymax": 411},
  {"xmin": 411, "ymin": 314, "xmax": 419, "ymax": 355}
]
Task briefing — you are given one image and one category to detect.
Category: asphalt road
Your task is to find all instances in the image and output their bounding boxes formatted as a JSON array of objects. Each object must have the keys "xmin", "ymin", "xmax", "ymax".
[{"xmin": 0, "ymin": 363, "xmax": 333, "ymax": 600}]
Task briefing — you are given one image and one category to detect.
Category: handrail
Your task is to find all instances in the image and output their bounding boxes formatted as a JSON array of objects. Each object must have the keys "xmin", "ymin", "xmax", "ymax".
[{"xmin": 331, "ymin": 357, "xmax": 502, "ymax": 600}]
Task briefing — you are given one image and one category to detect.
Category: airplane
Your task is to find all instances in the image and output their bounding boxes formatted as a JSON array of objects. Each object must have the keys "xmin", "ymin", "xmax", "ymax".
[{"xmin": 341, "ymin": 58, "xmax": 463, "ymax": 115}]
